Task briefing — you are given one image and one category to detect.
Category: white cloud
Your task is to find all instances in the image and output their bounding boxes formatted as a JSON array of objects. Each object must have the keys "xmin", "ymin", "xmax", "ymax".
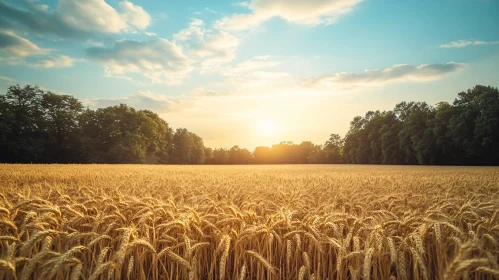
[
  {"xmin": 0, "ymin": 29, "xmax": 85, "ymax": 70},
  {"xmin": 174, "ymin": 19, "xmax": 240, "ymax": 71},
  {"xmin": 304, "ymin": 62, "xmax": 466, "ymax": 90},
  {"xmin": 0, "ymin": 30, "xmax": 83, "ymax": 68},
  {"xmin": 175, "ymin": 1, "xmax": 365, "ymax": 77},
  {"xmin": 58, "ymin": 0, "xmax": 128, "ymax": 34},
  {"xmin": 440, "ymin": 39, "xmax": 499, "ymax": 48},
  {"xmin": 31, "ymin": 55, "xmax": 81, "ymax": 68},
  {"xmin": 119, "ymin": 0, "xmax": 152, "ymax": 30},
  {"xmin": 173, "ymin": 19, "xmax": 205, "ymax": 43},
  {"xmin": 86, "ymin": 39, "xmax": 191, "ymax": 84},
  {"xmin": 218, "ymin": 0, "xmax": 364, "ymax": 30},
  {"xmin": 0, "ymin": 0, "xmax": 152, "ymax": 39},
  {"xmin": 0, "ymin": 30, "xmax": 46, "ymax": 63}
]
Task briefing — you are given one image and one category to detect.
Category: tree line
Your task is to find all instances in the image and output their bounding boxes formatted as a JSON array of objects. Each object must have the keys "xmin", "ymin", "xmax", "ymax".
[
  {"xmin": 0, "ymin": 84, "xmax": 497, "ymax": 165},
  {"xmin": 343, "ymin": 85, "xmax": 499, "ymax": 165}
]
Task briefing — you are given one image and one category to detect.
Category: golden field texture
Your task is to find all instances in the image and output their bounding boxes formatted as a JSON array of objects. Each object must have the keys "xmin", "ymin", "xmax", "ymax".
[{"xmin": 0, "ymin": 164, "xmax": 498, "ymax": 280}]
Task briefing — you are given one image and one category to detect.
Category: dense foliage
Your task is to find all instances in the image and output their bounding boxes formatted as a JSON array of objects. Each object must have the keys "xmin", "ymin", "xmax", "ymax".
[
  {"xmin": 0, "ymin": 84, "xmax": 498, "ymax": 165},
  {"xmin": 343, "ymin": 85, "xmax": 499, "ymax": 165},
  {"xmin": 0, "ymin": 85, "xmax": 197, "ymax": 164}
]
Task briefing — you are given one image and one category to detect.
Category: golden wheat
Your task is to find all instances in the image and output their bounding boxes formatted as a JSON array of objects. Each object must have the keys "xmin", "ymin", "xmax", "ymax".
[{"xmin": 0, "ymin": 164, "xmax": 498, "ymax": 279}]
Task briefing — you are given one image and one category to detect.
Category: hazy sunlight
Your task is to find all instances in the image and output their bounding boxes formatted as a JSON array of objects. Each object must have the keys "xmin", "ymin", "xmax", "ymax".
[{"xmin": 256, "ymin": 119, "xmax": 276, "ymax": 137}]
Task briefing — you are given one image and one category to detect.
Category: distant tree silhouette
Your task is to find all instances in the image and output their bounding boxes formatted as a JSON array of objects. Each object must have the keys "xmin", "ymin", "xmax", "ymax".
[{"xmin": 1, "ymin": 84, "xmax": 498, "ymax": 165}]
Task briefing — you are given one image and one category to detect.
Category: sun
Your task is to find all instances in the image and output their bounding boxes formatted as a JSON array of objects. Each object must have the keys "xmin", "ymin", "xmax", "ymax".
[{"xmin": 256, "ymin": 119, "xmax": 275, "ymax": 136}]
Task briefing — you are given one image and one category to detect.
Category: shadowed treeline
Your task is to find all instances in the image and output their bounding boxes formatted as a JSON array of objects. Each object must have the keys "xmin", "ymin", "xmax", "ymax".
[
  {"xmin": 0, "ymin": 84, "xmax": 498, "ymax": 165},
  {"xmin": 343, "ymin": 85, "xmax": 499, "ymax": 165}
]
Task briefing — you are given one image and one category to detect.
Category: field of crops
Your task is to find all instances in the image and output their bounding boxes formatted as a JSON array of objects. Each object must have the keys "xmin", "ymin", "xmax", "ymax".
[{"xmin": 0, "ymin": 165, "xmax": 498, "ymax": 280}]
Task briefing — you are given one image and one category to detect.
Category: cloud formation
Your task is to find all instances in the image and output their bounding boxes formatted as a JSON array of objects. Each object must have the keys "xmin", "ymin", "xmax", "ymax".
[
  {"xmin": 0, "ymin": 0, "xmax": 151, "ymax": 39},
  {"xmin": 86, "ymin": 39, "xmax": 190, "ymax": 84},
  {"xmin": 0, "ymin": 29, "xmax": 83, "ymax": 68},
  {"xmin": 0, "ymin": 30, "xmax": 46, "ymax": 63},
  {"xmin": 304, "ymin": 62, "xmax": 466, "ymax": 90},
  {"xmin": 119, "ymin": 0, "xmax": 151, "ymax": 30},
  {"xmin": 174, "ymin": 19, "xmax": 239, "ymax": 71},
  {"xmin": 31, "ymin": 55, "xmax": 80, "ymax": 68},
  {"xmin": 440, "ymin": 40, "xmax": 499, "ymax": 48},
  {"xmin": 218, "ymin": 0, "xmax": 364, "ymax": 30}
]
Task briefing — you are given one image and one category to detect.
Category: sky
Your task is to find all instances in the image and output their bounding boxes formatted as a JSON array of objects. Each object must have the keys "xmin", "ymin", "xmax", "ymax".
[{"xmin": 0, "ymin": 0, "xmax": 498, "ymax": 150}]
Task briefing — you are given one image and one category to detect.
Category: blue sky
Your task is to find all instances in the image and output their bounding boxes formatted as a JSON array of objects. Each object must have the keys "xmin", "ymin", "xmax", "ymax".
[{"xmin": 1, "ymin": 0, "xmax": 498, "ymax": 149}]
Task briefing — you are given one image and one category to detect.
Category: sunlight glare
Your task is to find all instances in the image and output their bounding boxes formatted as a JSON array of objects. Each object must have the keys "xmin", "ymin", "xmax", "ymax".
[{"xmin": 256, "ymin": 119, "xmax": 275, "ymax": 137}]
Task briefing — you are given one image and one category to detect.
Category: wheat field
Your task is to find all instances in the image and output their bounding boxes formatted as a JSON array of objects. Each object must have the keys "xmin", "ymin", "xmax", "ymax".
[{"xmin": 0, "ymin": 164, "xmax": 498, "ymax": 280}]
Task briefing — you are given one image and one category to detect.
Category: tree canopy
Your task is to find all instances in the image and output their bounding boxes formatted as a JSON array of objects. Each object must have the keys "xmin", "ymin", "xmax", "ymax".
[
  {"xmin": 343, "ymin": 85, "xmax": 499, "ymax": 165},
  {"xmin": 1, "ymin": 84, "xmax": 498, "ymax": 165}
]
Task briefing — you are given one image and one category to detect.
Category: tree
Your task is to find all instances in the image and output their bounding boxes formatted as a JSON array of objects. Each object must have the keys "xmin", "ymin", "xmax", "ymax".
[
  {"xmin": 169, "ymin": 128, "xmax": 192, "ymax": 164},
  {"xmin": 402, "ymin": 102, "xmax": 436, "ymax": 165},
  {"xmin": 0, "ymin": 85, "xmax": 46, "ymax": 162},
  {"xmin": 169, "ymin": 128, "xmax": 206, "ymax": 164},
  {"xmin": 0, "ymin": 94, "xmax": 14, "ymax": 162},
  {"xmin": 307, "ymin": 144, "xmax": 327, "ymax": 164},
  {"xmin": 80, "ymin": 104, "xmax": 171, "ymax": 163},
  {"xmin": 228, "ymin": 146, "xmax": 253, "ymax": 164},
  {"xmin": 322, "ymin": 135, "xmax": 343, "ymax": 164},
  {"xmin": 449, "ymin": 85, "xmax": 499, "ymax": 164},
  {"xmin": 343, "ymin": 115, "xmax": 370, "ymax": 164},
  {"xmin": 253, "ymin": 146, "xmax": 272, "ymax": 164},
  {"xmin": 431, "ymin": 102, "xmax": 458, "ymax": 164},
  {"xmin": 2, "ymin": 83, "xmax": 499, "ymax": 166},
  {"xmin": 140, "ymin": 110, "xmax": 172, "ymax": 163},
  {"xmin": 379, "ymin": 121, "xmax": 403, "ymax": 164},
  {"xmin": 211, "ymin": 148, "xmax": 229, "ymax": 164},
  {"xmin": 295, "ymin": 141, "xmax": 316, "ymax": 163},
  {"xmin": 204, "ymin": 147, "xmax": 213, "ymax": 164},
  {"xmin": 41, "ymin": 92, "xmax": 84, "ymax": 162},
  {"xmin": 189, "ymin": 132, "xmax": 206, "ymax": 164}
]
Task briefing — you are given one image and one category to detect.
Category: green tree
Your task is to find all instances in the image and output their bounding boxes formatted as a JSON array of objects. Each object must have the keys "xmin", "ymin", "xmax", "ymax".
[
  {"xmin": 379, "ymin": 121, "xmax": 403, "ymax": 164},
  {"xmin": 80, "ymin": 104, "xmax": 170, "ymax": 163},
  {"xmin": 401, "ymin": 102, "xmax": 436, "ymax": 164},
  {"xmin": 169, "ymin": 128, "xmax": 205, "ymax": 164},
  {"xmin": 431, "ymin": 102, "xmax": 459, "ymax": 164},
  {"xmin": 450, "ymin": 85, "xmax": 499, "ymax": 164},
  {"xmin": 322, "ymin": 134, "xmax": 343, "ymax": 164},
  {"xmin": 169, "ymin": 128, "xmax": 192, "ymax": 164},
  {"xmin": 0, "ymin": 85, "xmax": 46, "ymax": 162},
  {"xmin": 140, "ymin": 110, "xmax": 172, "ymax": 163},
  {"xmin": 189, "ymin": 132, "xmax": 206, "ymax": 164},
  {"xmin": 343, "ymin": 115, "xmax": 370, "ymax": 164},
  {"xmin": 41, "ymin": 92, "xmax": 84, "ymax": 162}
]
